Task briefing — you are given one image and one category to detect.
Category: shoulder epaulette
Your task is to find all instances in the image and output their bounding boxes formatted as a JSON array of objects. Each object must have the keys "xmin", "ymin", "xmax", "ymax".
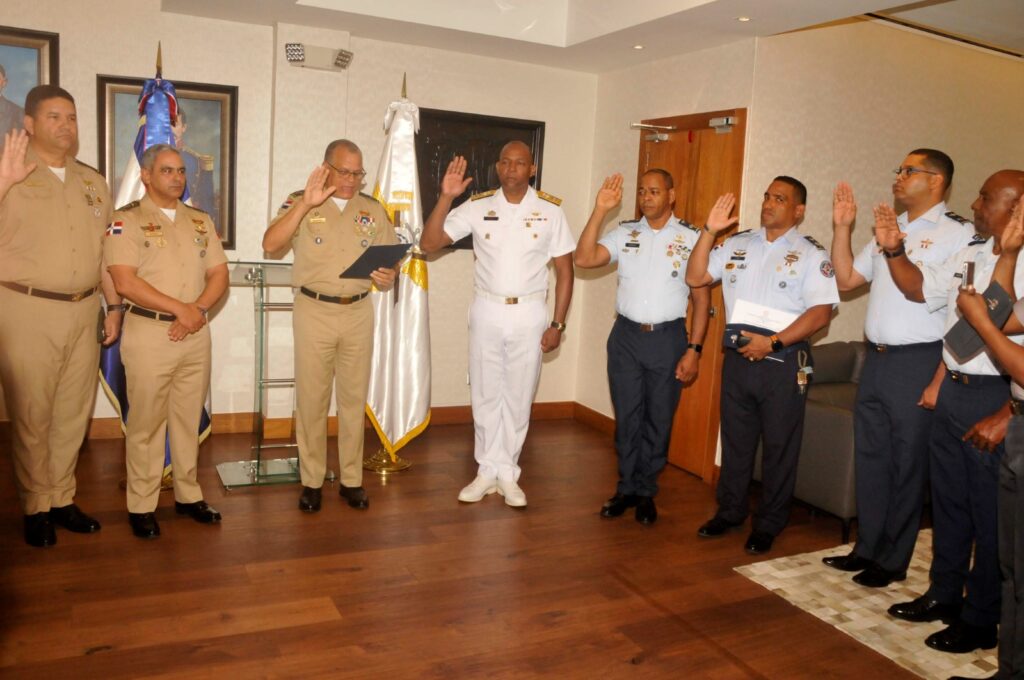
[
  {"xmin": 945, "ymin": 211, "xmax": 970, "ymax": 226},
  {"xmin": 537, "ymin": 190, "xmax": 562, "ymax": 206},
  {"xmin": 734, "ymin": 229, "xmax": 752, "ymax": 237},
  {"xmin": 804, "ymin": 234, "xmax": 827, "ymax": 251},
  {"xmin": 74, "ymin": 159, "xmax": 101, "ymax": 174},
  {"xmin": 183, "ymin": 203, "xmax": 210, "ymax": 216},
  {"xmin": 360, "ymin": 191, "xmax": 387, "ymax": 207},
  {"xmin": 470, "ymin": 189, "xmax": 496, "ymax": 201},
  {"xmin": 116, "ymin": 200, "xmax": 141, "ymax": 211},
  {"xmin": 618, "ymin": 218, "xmax": 639, "ymax": 225},
  {"xmin": 678, "ymin": 218, "xmax": 699, "ymax": 232},
  {"xmin": 969, "ymin": 233, "xmax": 987, "ymax": 246}
]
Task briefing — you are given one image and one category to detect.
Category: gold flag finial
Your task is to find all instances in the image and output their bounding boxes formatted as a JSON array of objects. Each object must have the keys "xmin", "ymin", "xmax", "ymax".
[
  {"xmin": 156, "ymin": 42, "xmax": 163, "ymax": 78},
  {"xmin": 401, "ymin": 72, "xmax": 407, "ymax": 99}
]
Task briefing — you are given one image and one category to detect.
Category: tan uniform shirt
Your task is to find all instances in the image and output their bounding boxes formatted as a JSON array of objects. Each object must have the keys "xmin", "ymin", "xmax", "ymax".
[
  {"xmin": 273, "ymin": 191, "xmax": 396, "ymax": 296},
  {"xmin": 102, "ymin": 194, "xmax": 227, "ymax": 299},
  {"xmin": 0, "ymin": 147, "xmax": 112, "ymax": 292}
]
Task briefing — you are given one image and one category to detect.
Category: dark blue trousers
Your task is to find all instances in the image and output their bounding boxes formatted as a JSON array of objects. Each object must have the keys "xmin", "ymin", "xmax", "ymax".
[
  {"xmin": 607, "ymin": 316, "xmax": 687, "ymax": 497},
  {"xmin": 716, "ymin": 344, "xmax": 810, "ymax": 536},
  {"xmin": 852, "ymin": 342, "xmax": 941, "ymax": 572},
  {"xmin": 926, "ymin": 371, "xmax": 1007, "ymax": 627},
  {"xmin": 999, "ymin": 413, "xmax": 1024, "ymax": 676}
]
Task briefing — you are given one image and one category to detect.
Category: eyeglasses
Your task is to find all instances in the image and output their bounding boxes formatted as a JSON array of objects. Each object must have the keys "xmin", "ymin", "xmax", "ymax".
[
  {"xmin": 893, "ymin": 166, "xmax": 939, "ymax": 179},
  {"xmin": 325, "ymin": 161, "xmax": 366, "ymax": 180}
]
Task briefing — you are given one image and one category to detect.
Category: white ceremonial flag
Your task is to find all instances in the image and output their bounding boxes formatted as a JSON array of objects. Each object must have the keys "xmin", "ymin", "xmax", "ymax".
[{"xmin": 366, "ymin": 98, "xmax": 431, "ymax": 456}]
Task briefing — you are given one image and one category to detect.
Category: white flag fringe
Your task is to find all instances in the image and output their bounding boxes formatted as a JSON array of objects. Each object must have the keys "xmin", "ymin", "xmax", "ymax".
[{"xmin": 366, "ymin": 99, "xmax": 431, "ymax": 455}]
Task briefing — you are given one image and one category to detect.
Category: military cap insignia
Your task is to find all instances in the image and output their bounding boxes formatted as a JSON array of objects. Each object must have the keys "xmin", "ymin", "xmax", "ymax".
[
  {"xmin": 803, "ymin": 235, "xmax": 826, "ymax": 251},
  {"xmin": 945, "ymin": 211, "xmax": 970, "ymax": 225},
  {"xmin": 470, "ymin": 189, "xmax": 497, "ymax": 201},
  {"xmin": 537, "ymin": 190, "xmax": 562, "ymax": 206}
]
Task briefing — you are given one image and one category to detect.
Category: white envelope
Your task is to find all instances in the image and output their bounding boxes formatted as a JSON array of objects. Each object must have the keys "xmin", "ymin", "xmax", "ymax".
[{"xmin": 728, "ymin": 299, "xmax": 798, "ymax": 332}]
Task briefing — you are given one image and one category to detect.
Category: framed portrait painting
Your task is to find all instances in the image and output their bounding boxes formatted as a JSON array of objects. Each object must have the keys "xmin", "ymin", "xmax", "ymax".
[
  {"xmin": 0, "ymin": 25, "xmax": 59, "ymax": 138},
  {"xmin": 97, "ymin": 75, "xmax": 238, "ymax": 249}
]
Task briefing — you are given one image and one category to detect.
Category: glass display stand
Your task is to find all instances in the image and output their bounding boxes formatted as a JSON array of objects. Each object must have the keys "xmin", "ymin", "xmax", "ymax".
[{"xmin": 216, "ymin": 261, "xmax": 334, "ymax": 488}]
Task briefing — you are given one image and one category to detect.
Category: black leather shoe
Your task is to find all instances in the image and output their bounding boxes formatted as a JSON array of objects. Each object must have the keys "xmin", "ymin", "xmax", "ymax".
[
  {"xmin": 887, "ymin": 595, "xmax": 961, "ymax": 624},
  {"xmin": 299, "ymin": 486, "xmax": 322, "ymax": 513},
  {"xmin": 174, "ymin": 500, "xmax": 222, "ymax": 524},
  {"xmin": 852, "ymin": 565, "xmax": 906, "ymax": 588},
  {"xmin": 697, "ymin": 516, "xmax": 742, "ymax": 538},
  {"xmin": 948, "ymin": 675, "xmax": 996, "ymax": 679},
  {"xmin": 24, "ymin": 512, "xmax": 56, "ymax": 547},
  {"xmin": 50, "ymin": 504, "xmax": 101, "ymax": 533},
  {"xmin": 600, "ymin": 493, "xmax": 637, "ymax": 518},
  {"xmin": 925, "ymin": 620, "xmax": 998, "ymax": 654},
  {"xmin": 822, "ymin": 552, "xmax": 872, "ymax": 572},
  {"xmin": 635, "ymin": 497, "xmax": 657, "ymax": 525},
  {"xmin": 128, "ymin": 512, "xmax": 160, "ymax": 539},
  {"xmin": 744, "ymin": 531, "xmax": 774, "ymax": 555},
  {"xmin": 339, "ymin": 485, "xmax": 369, "ymax": 509}
]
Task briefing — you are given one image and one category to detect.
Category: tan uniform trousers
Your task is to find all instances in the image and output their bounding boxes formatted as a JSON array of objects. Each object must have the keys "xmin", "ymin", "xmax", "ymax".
[
  {"xmin": 293, "ymin": 293, "xmax": 373, "ymax": 488},
  {"xmin": 0, "ymin": 286, "xmax": 101, "ymax": 514},
  {"xmin": 121, "ymin": 314, "xmax": 209, "ymax": 513}
]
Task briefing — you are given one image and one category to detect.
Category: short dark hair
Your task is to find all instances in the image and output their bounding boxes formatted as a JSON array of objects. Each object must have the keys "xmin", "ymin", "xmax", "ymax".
[
  {"xmin": 324, "ymin": 139, "xmax": 361, "ymax": 162},
  {"xmin": 642, "ymin": 168, "xmax": 674, "ymax": 189},
  {"xmin": 25, "ymin": 85, "xmax": 75, "ymax": 117},
  {"xmin": 773, "ymin": 175, "xmax": 807, "ymax": 205},
  {"xmin": 909, "ymin": 148, "xmax": 954, "ymax": 190}
]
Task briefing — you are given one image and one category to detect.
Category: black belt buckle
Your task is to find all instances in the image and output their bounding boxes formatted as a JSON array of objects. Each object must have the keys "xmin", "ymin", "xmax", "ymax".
[
  {"xmin": 872, "ymin": 343, "xmax": 887, "ymax": 353},
  {"xmin": 948, "ymin": 370, "xmax": 969, "ymax": 385},
  {"xmin": 639, "ymin": 323, "xmax": 654, "ymax": 332}
]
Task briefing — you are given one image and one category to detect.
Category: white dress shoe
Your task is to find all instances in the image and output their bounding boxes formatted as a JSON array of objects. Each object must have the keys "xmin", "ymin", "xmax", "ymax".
[
  {"xmin": 496, "ymin": 478, "xmax": 527, "ymax": 507},
  {"xmin": 458, "ymin": 475, "xmax": 498, "ymax": 502}
]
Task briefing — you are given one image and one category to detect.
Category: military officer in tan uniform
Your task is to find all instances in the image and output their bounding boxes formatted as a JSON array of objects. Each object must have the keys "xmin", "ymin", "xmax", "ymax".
[
  {"xmin": 0, "ymin": 85, "xmax": 123, "ymax": 548},
  {"xmin": 104, "ymin": 144, "xmax": 228, "ymax": 539},
  {"xmin": 263, "ymin": 139, "xmax": 397, "ymax": 513}
]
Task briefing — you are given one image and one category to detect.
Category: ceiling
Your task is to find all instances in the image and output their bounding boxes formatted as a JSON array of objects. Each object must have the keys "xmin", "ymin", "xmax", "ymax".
[{"xmin": 161, "ymin": 0, "xmax": 1024, "ymax": 73}]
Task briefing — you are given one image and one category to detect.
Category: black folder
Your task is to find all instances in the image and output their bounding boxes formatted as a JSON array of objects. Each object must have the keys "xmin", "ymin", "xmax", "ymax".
[
  {"xmin": 339, "ymin": 244, "xmax": 412, "ymax": 279},
  {"xmin": 944, "ymin": 281, "xmax": 1014, "ymax": 362}
]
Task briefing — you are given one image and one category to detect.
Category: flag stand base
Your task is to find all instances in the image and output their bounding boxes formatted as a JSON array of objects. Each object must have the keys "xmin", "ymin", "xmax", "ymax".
[{"xmin": 363, "ymin": 447, "xmax": 411, "ymax": 474}]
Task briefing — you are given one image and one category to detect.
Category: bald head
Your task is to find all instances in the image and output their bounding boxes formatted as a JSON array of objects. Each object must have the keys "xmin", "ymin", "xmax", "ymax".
[
  {"xmin": 971, "ymin": 169, "xmax": 1024, "ymax": 236},
  {"xmin": 500, "ymin": 140, "xmax": 533, "ymax": 165},
  {"xmin": 495, "ymin": 140, "xmax": 536, "ymax": 199}
]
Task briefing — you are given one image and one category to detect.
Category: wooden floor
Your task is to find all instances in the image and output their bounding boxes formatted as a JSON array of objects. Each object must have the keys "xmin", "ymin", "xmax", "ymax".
[{"xmin": 0, "ymin": 420, "xmax": 915, "ymax": 679}]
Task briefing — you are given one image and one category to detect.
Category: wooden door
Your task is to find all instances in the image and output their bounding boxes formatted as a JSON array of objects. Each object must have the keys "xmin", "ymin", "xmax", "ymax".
[{"xmin": 635, "ymin": 109, "xmax": 746, "ymax": 482}]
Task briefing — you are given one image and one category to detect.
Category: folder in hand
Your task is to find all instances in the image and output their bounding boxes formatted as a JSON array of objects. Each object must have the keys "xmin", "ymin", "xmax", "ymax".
[{"xmin": 944, "ymin": 281, "xmax": 1013, "ymax": 363}]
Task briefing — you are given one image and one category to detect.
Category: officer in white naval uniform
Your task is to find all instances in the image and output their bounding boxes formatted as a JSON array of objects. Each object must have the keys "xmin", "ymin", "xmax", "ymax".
[
  {"xmin": 687, "ymin": 176, "xmax": 839, "ymax": 556},
  {"xmin": 421, "ymin": 141, "xmax": 575, "ymax": 508},
  {"xmin": 824, "ymin": 149, "xmax": 974, "ymax": 588}
]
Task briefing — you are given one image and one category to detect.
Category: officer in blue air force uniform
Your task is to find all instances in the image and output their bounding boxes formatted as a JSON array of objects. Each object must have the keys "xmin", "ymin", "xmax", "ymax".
[
  {"xmin": 574, "ymin": 170, "xmax": 709, "ymax": 525},
  {"xmin": 686, "ymin": 176, "xmax": 839, "ymax": 556}
]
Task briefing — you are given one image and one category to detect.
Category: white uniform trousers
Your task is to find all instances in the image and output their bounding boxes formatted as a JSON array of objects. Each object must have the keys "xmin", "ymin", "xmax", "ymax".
[{"xmin": 468, "ymin": 296, "xmax": 547, "ymax": 482}]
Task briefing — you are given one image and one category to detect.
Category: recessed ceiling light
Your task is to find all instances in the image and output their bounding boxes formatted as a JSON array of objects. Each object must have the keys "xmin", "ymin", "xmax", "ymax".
[
  {"xmin": 737, "ymin": 16, "xmax": 751, "ymax": 22},
  {"xmin": 633, "ymin": 44, "xmax": 644, "ymax": 50}
]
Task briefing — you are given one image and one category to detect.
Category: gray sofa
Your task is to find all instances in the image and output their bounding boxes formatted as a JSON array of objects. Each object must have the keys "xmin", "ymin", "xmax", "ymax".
[{"xmin": 754, "ymin": 340, "xmax": 865, "ymax": 542}]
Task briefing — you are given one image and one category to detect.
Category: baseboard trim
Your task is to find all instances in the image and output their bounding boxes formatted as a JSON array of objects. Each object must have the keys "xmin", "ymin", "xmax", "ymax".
[{"xmin": 572, "ymin": 402, "xmax": 615, "ymax": 436}]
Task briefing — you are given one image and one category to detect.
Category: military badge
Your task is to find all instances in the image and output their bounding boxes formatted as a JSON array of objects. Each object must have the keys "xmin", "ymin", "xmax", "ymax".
[
  {"xmin": 628, "ymin": 229, "xmax": 641, "ymax": 240},
  {"xmin": 105, "ymin": 221, "xmax": 123, "ymax": 237},
  {"xmin": 820, "ymin": 260, "xmax": 835, "ymax": 278},
  {"xmin": 484, "ymin": 210, "xmax": 499, "ymax": 221},
  {"xmin": 192, "ymin": 219, "xmax": 207, "ymax": 234},
  {"xmin": 354, "ymin": 211, "xmax": 377, "ymax": 238},
  {"xmin": 920, "ymin": 239, "xmax": 933, "ymax": 249},
  {"xmin": 784, "ymin": 250, "xmax": 801, "ymax": 266}
]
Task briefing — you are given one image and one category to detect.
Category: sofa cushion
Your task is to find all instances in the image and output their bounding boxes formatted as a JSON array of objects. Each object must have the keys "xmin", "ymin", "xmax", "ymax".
[
  {"xmin": 810, "ymin": 341, "xmax": 865, "ymax": 384},
  {"xmin": 808, "ymin": 382, "xmax": 859, "ymax": 411}
]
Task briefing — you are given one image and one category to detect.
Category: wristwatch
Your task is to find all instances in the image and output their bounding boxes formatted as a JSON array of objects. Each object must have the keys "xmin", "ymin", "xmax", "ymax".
[
  {"xmin": 687, "ymin": 342, "xmax": 703, "ymax": 355},
  {"xmin": 550, "ymin": 321, "xmax": 566, "ymax": 332},
  {"xmin": 769, "ymin": 334, "xmax": 785, "ymax": 353},
  {"xmin": 106, "ymin": 303, "xmax": 126, "ymax": 313},
  {"xmin": 882, "ymin": 243, "xmax": 906, "ymax": 259}
]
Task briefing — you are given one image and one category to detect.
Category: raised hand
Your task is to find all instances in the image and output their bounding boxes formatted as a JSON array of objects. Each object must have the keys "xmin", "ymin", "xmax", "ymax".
[
  {"xmin": 441, "ymin": 156, "xmax": 473, "ymax": 199},
  {"xmin": 872, "ymin": 203, "xmax": 905, "ymax": 252},
  {"xmin": 1000, "ymin": 196, "xmax": 1024, "ymax": 255},
  {"xmin": 705, "ymin": 193, "xmax": 739, "ymax": 235},
  {"xmin": 301, "ymin": 165, "xmax": 336, "ymax": 208},
  {"xmin": 0, "ymin": 130, "xmax": 37, "ymax": 188},
  {"xmin": 832, "ymin": 182, "xmax": 856, "ymax": 230},
  {"xmin": 595, "ymin": 173, "xmax": 623, "ymax": 212}
]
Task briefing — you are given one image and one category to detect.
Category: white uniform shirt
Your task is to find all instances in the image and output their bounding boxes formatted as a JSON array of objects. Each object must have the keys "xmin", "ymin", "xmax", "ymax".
[
  {"xmin": 444, "ymin": 186, "xmax": 575, "ymax": 297},
  {"xmin": 708, "ymin": 226, "xmax": 840, "ymax": 321},
  {"xmin": 922, "ymin": 238, "xmax": 1024, "ymax": 375},
  {"xmin": 853, "ymin": 202, "xmax": 974, "ymax": 344},
  {"xmin": 1012, "ymin": 297, "xmax": 1024, "ymax": 400},
  {"xmin": 599, "ymin": 216, "xmax": 700, "ymax": 324}
]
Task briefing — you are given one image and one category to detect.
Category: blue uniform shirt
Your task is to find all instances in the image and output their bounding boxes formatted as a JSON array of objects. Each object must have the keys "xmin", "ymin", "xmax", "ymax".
[
  {"xmin": 708, "ymin": 226, "xmax": 840, "ymax": 322},
  {"xmin": 599, "ymin": 216, "xmax": 700, "ymax": 324}
]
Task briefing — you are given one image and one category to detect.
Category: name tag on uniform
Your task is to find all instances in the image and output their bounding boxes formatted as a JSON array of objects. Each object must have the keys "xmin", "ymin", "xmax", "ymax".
[
  {"xmin": 625, "ymin": 243, "xmax": 640, "ymax": 248},
  {"xmin": 309, "ymin": 217, "xmax": 327, "ymax": 224},
  {"xmin": 483, "ymin": 216, "xmax": 499, "ymax": 221}
]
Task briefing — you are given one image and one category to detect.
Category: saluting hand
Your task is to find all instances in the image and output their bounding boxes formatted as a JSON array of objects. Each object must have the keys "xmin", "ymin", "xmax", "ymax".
[
  {"xmin": 999, "ymin": 196, "xmax": 1024, "ymax": 255},
  {"xmin": 440, "ymin": 156, "xmax": 473, "ymax": 199},
  {"xmin": 301, "ymin": 165, "xmax": 336, "ymax": 208},
  {"xmin": 594, "ymin": 174, "xmax": 623, "ymax": 212},
  {"xmin": 704, "ymin": 193, "xmax": 739, "ymax": 235},
  {"xmin": 872, "ymin": 203, "xmax": 905, "ymax": 252},
  {"xmin": 832, "ymin": 182, "xmax": 856, "ymax": 230},
  {"xmin": 0, "ymin": 130, "xmax": 37, "ymax": 188}
]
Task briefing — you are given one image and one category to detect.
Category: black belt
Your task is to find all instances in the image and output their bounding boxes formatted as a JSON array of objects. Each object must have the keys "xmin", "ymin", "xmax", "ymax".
[
  {"xmin": 867, "ymin": 340, "xmax": 942, "ymax": 353},
  {"xmin": 127, "ymin": 304, "xmax": 176, "ymax": 322},
  {"xmin": 1, "ymin": 280, "xmax": 98, "ymax": 302},
  {"xmin": 617, "ymin": 315, "xmax": 684, "ymax": 333},
  {"xmin": 1011, "ymin": 398, "xmax": 1024, "ymax": 416},
  {"xmin": 946, "ymin": 369, "xmax": 1009, "ymax": 387},
  {"xmin": 300, "ymin": 287, "xmax": 369, "ymax": 305}
]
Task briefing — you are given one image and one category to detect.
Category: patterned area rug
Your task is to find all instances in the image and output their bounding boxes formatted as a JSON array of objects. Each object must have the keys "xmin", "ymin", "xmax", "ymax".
[{"xmin": 736, "ymin": 530, "xmax": 998, "ymax": 679}]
